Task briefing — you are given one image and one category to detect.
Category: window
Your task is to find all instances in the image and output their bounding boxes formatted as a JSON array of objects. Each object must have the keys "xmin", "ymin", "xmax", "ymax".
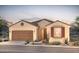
[
  {"xmin": 51, "ymin": 27, "xmax": 65, "ymax": 38},
  {"xmin": 54, "ymin": 27, "xmax": 62, "ymax": 38},
  {"xmin": 21, "ymin": 22, "xmax": 24, "ymax": 26}
]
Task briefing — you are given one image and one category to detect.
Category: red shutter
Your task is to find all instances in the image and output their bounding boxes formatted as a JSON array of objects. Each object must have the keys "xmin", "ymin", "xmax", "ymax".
[
  {"xmin": 61, "ymin": 27, "xmax": 65, "ymax": 37},
  {"xmin": 51, "ymin": 27, "xmax": 54, "ymax": 37}
]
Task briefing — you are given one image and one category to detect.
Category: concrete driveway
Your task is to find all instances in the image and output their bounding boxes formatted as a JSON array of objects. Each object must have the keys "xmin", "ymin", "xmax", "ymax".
[{"xmin": 0, "ymin": 45, "xmax": 79, "ymax": 53}]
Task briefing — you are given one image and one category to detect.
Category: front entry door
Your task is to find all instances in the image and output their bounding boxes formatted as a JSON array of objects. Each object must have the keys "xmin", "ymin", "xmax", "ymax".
[{"xmin": 38, "ymin": 28, "xmax": 47, "ymax": 41}]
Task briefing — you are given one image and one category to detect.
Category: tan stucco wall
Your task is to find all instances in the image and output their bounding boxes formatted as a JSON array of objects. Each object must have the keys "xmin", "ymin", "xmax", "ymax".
[
  {"xmin": 9, "ymin": 21, "xmax": 38, "ymax": 41},
  {"xmin": 46, "ymin": 21, "xmax": 70, "ymax": 44},
  {"xmin": 37, "ymin": 20, "xmax": 51, "ymax": 28}
]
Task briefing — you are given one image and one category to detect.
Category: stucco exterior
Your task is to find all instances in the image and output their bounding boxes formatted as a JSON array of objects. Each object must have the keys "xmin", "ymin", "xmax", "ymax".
[
  {"xmin": 9, "ymin": 19, "xmax": 71, "ymax": 44},
  {"xmin": 9, "ymin": 20, "xmax": 38, "ymax": 41},
  {"xmin": 32, "ymin": 19, "xmax": 53, "ymax": 40},
  {"xmin": 37, "ymin": 20, "xmax": 52, "ymax": 28},
  {"xmin": 45, "ymin": 20, "xmax": 71, "ymax": 44}
]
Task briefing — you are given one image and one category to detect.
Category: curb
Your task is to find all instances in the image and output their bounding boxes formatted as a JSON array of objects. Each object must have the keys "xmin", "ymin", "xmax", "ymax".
[
  {"xmin": 0, "ymin": 42, "xmax": 79, "ymax": 48},
  {"xmin": 25, "ymin": 45, "xmax": 79, "ymax": 48}
]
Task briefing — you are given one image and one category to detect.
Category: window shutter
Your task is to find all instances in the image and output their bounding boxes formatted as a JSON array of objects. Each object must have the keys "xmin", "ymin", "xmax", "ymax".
[
  {"xmin": 51, "ymin": 27, "xmax": 54, "ymax": 37},
  {"xmin": 61, "ymin": 27, "xmax": 65, "ymax": 37}
]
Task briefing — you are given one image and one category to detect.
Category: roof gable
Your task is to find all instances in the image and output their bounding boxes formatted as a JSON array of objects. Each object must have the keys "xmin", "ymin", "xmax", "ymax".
[
  {"xmin": 32, "ymin": 19, "xmax": 53, "ymax": 26},
  {"xmin": 46, "ymin": 20, "xmax": 71, "ymax": 27},
  {"xmin": 9, "ymin": 20, "xmax": 38, "ymax": 27},
  {"xmin": 54, "ymin": 20, "xmax": 71, "ymax": 26}
]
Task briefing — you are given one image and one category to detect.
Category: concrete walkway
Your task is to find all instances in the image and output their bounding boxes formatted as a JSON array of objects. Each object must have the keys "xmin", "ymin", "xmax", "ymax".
[{"xmin": 0, "ymin": 41, "xmax": 25, "ymax": 45}]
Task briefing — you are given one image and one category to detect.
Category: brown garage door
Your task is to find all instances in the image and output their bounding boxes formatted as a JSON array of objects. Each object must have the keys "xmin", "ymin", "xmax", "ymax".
[{"xmin": 12, "ymin": 31, "xmax": 33, "ymax": 41}]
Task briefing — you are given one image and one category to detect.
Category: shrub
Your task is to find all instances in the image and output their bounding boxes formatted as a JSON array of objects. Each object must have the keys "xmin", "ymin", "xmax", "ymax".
[
  {"xmin": 65, "ymin": 40, "xmax": 68, "ymax": 45},
  {"xmin": 73, "ymin": 41, "xmax": 79, "ymax": 46},
  {"xmin": 25, "ymin": 40, "xmax": 30, "ymax": 45},
  {"xmin": 0, "ymin": 40, "xmax": 2, "ymax": 42},
  {"xmin": 70, "ymin": 37, "xmax": 79, "ymax": 42},
  {"xmin": 51, "ymin": 42, "xmax": 61, "ymax": 45},
  {"xmin": 4, "ymin": 39, "xmax": 9, "ymax": 41},
  {"xmin": 34, "ymin": 39, "xmax": 40, "ymax": 42}
]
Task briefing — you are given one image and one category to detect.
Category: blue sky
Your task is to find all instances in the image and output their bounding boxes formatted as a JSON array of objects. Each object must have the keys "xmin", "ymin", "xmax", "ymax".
[{"xmin": 0, "ymin": 5, "xmax": 79, "ymax": 23}]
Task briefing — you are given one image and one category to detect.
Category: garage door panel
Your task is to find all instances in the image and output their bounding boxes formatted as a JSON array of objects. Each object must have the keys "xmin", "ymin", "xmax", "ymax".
[{"xmin": 12, "ymin": 31, "xmax": 33, "ymax": 41}]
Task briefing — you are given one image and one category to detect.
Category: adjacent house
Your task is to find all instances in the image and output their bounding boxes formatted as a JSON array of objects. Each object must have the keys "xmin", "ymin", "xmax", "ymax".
[{"xmin": 9, "ymin": 19, "xmax": 71, "ymax": 44}]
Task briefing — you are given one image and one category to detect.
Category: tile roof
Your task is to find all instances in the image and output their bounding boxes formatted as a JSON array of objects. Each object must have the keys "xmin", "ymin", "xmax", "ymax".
[
  {"xmin": 32, "ymin": 19, "xmax": 53, "ymax": 26},
  {"xmin": 9, "ymin": 20, "xmax": 38, "ymax": 27}
]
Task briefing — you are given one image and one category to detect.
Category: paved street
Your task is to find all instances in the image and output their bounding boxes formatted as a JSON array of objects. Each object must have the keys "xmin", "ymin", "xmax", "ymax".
[{"xmin": 0, "ymin": 45, "xmax": 79, "ymax": 53}]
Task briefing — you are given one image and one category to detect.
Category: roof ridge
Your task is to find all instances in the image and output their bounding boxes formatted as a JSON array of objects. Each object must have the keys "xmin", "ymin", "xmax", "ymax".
[{"xmin": 32, "ymin": 18, "xmax": 53, "ymax": 23}]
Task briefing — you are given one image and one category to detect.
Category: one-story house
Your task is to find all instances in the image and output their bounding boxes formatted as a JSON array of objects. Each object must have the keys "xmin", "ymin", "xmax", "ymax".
[{"xmin": 9, "ymin": 19, "xmax": 71, "ymax": 44}]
